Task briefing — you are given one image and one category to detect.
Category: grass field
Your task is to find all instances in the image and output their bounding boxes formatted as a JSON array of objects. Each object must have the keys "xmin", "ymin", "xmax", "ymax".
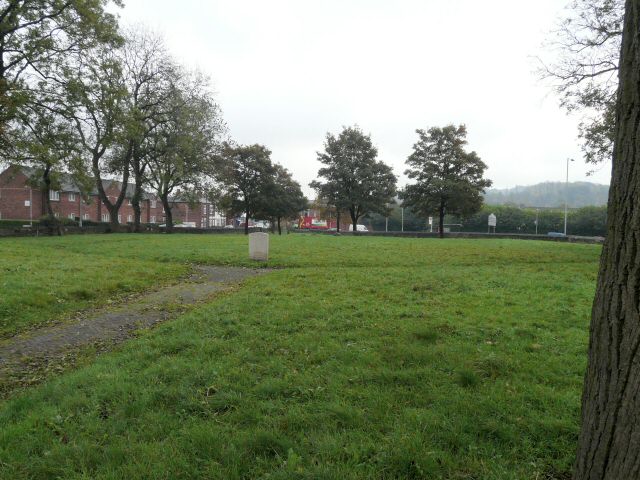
[{"xmin": 0, "ymin": 234, "xmax": 600, "ymax": 479}]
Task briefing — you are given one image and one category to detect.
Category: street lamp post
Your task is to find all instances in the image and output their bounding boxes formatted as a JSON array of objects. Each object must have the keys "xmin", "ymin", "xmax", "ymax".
[
  {"xmin": 564, "ymin": 158, "xmax": 574, "ymax": 236},
  {"xmin": 401, "ymin": 207, "xmax": 404, "ymax": 232}
]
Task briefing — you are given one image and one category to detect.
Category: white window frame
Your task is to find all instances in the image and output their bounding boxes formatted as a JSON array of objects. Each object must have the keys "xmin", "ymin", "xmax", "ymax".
[
  {"xmin": 127, "ymin": 215, "xmax": 132, "ymax": 223},
  {"xmin": 150, "ymin": 216, "xmax": 156, "ymax": 224},
  {"xmin": 68, "ymin": 213, "xmax": 75, "ymax": 219},
  {"xmin": 49, "ymin": 190, "xmax": 60, "ymax": 201},
  {"xmin": 101, "ymin": 213, "xmax": 110, "ymax": 222},
  {"xmin": 68, "ymin": 193, "xmax": 76, "ymax": 202},
  {"xmin": 83, "ymin": 213, "xmax": 90, "ymax": 220},
  {"xmin": 118, "ymin": 214, "xmax": 122, "ymax": 223},
  {"xmin": 151, "ymin": 200, "xmax": 157, "ymax": 208}
]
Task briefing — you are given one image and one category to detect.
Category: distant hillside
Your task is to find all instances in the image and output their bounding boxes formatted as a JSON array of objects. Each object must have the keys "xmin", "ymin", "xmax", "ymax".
[{"xmin": 484, "ymin": 182, "xmax": 609, "ymax": 208}]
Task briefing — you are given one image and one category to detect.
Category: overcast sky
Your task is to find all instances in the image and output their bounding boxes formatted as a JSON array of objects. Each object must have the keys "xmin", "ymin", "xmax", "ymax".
[{"xmin": 118, "ymin": 0, "xmax": 612, "ymax": 195}]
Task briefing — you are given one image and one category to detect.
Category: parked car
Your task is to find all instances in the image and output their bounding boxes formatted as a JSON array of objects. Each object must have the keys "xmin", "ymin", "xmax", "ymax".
[
  {"xmin": 348, "ymin": 224, "xmax": 369, "ymax": 232},
  {"xmin": 224, "ymin": 224, "xmax": 235, "ymax": 229}
]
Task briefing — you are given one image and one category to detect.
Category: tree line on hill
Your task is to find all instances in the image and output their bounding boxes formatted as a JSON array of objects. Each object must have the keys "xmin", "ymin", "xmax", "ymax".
[
  {"xmin": 0, "ymin": 1, "xmax": 307, "ymax": 234},
  {"xmin": 484, "ymin": 182, "xmax": 610, "ymax": 208}
]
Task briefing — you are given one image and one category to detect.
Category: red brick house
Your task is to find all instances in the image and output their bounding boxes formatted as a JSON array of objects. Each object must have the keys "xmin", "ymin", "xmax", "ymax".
[{"xmin": 0, "ymin": 165, "xmax": 221, "ymax": 227}]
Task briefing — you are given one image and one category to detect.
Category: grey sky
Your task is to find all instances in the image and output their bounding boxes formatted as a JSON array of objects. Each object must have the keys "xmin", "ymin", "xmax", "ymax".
[{"xmin": 119, "ymin": 0, "xmax": 612, "ymax": 196}]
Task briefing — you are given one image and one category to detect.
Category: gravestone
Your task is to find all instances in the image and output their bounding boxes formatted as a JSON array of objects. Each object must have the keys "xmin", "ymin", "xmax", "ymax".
[{"xmin": 249, "ymin": 232, "xmax": 269, "ymax": 261}]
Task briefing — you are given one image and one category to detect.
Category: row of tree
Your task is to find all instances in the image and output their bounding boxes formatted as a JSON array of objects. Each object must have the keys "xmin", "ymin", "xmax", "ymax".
[
  {"xmin": 0, "ymin": 2, "xmax": 307, "ymax": 234},
  {"xmin": 311, "ymin": 124, "xmax": 492, "ymax": 237}
]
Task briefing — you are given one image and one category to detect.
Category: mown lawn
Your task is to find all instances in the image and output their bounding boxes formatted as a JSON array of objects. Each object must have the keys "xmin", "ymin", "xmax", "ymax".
[{"xmin": 0, "ymin": 234, "xmax": 600, "ymax": 479}]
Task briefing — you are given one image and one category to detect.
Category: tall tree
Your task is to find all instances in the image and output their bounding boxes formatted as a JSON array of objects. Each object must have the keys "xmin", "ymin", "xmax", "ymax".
[
  {"xmin": 540, "ymin": 0, "xmax": 624, "ymax": 167},
  {"xmin": 574, "ymin": 0, "xmax": 640, "ymax": 477},
  {"xmin": 146, "ymin": 71, "xmax": 223, "ymax": 232},
  {"xmin": 62, "ymin": 43, "xmax": 129, "ymax": 231},
  {"xmin": 120, "ymin": 27, "xmax": 174, "ymax": 232},
  {"xmin": 0, "ymin": 0, "xmax": 122, "ymax": 145},
  {"xmin": 10, "ymin": 99, "xmax": 84, "ymax": 235},
  {"xmin": 263, "ymin": 164, "xmax": 307, "ymax": 235},
  {"xmin": 401, "ymin": 125, "xmax": 492, "ymax": 238},
  {"xmin": 218, "ymin": 142, "xmax": 276, "ymax": 235},
  {"xmin": 310, "ymin": 126, "xmax": 396, "ymax": 234}
]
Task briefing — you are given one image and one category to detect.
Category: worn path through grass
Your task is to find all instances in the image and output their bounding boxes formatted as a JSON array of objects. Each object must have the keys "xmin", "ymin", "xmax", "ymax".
[{"xmin": 0, "ymin": 265, "xmax": 267, "ymax": 396}]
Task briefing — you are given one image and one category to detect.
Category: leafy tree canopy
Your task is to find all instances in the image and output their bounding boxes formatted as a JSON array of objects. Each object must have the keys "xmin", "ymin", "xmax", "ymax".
[
  {"xmin": 401, "ymin": 124, "xmax": 492, "ymax": 237},
  {"xmin": 310, "ymin": 126, "xmax": 396, "ymax": 232}
]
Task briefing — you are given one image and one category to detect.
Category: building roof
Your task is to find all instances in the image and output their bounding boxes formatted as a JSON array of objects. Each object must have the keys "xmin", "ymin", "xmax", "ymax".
[{"xmin": 6, "ymin": 165, "xmax": 157, "ymax": 200}]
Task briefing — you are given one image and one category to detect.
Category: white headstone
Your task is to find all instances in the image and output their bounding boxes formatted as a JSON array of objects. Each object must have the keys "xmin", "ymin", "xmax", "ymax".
[
  {"xmin": 249, "ymin": 232, "xmax": 269, "ymax": 261},
  {"xmin": 488, "ymin": 214, "xmax": 497, "ymax": 227}
]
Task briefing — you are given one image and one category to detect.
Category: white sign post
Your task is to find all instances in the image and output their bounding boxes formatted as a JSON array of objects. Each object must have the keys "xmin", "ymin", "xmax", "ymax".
[
  {"xmin": 428, "ymin": 216, "xmax": 433, "ymax": 233},
  {"xmin": 488, "ymin": 213, "xmax": 497, "ymax": 234},
  {"xmin": 249, "ymin": 232, "xmax": 269, "ymax": 261}
]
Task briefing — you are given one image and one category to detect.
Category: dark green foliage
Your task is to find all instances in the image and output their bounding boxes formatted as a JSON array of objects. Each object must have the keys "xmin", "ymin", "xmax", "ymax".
[
  {"xmin": 310, "ymin": 126, "xmax": 397, "ymax": 232},
  {"xmin": 218, "ymin": 143, "xmax": 278, "ymax": 234},
  {"xmin": 0, "ymin": 0, "xmax": 123, "ymax": 141},
  {"xmin": 401, "ymin": 125, "xmax": 492, "ymax": 237},
  {"xmin": 146, "ymin": 71, "xmax": 224, "ymax": 232},
  {"xmin": 262, "ymin": 164, "xmax": 307, "ymax": 234},
  {"xmin": 448, "ymin": 204, "xmax": 608, "ymax": 236},
  {"xmin": 366, "ymin": 203, "xmax": 607, "ymax": 236}
]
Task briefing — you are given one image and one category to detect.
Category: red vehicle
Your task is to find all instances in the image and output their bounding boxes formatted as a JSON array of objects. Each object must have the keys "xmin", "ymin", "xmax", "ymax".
[{"xmin": 299, "ymin": 216, "xmax": 332, "ymax": 230}]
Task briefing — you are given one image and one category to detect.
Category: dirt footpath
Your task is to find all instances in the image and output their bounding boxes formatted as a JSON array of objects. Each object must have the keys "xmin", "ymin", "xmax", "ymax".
[{"xmin": 0, "ymin": 266, "xmax": 267, "ymax": 395}]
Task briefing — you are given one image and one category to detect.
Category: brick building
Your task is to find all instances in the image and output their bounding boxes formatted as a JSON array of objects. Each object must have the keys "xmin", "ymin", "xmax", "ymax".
[{"xmin": 0, "ymin": 165, "xmax": 225, "ymax": 228}]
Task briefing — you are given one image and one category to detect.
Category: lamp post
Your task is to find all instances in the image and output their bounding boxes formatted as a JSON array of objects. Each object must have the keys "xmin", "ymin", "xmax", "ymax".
[
  {"xmin": 401, "ymin": 207, "xmax": 404, "ymax": 232},
  {"xmin": 564, "ymin": 158, "xmax": 574, "ymax": 235}
]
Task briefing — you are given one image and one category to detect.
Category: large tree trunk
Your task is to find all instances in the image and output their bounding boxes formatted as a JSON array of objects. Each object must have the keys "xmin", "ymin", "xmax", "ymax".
[
  {"xmin": 574, "ymin": 2, "xmax": 640, "ymax": 478},
  {"xmin": 132, "ymin": 171, "xmax": 143, "ymax": 233},
  {"xmin": 91, "ymin": 152, "xmax": 129, "ymax": 234},
  {"xmin": 162, "ymin": 195, "xmax": 173, "ymax": 233},
  {"xmin": 438, "ymin": 200, "xmax": 445, "ymax": 239},
  {"xmin": 336, "ymin": 210, "xmax": 341, "ymax": 233},
  {"xmin": 277, "ymin": 216, "xmax": 282, "ymax": 235},
  {"xmin": 107, "ymin": 204, "xmax": 121, "ymax": 233},
  {"xmin": 350, "ymin": 207, "xmax": 358, "ymax": 234},
  {"xmin": 42, "ymin": 166, "xmax": 61, "ymax": 236}
]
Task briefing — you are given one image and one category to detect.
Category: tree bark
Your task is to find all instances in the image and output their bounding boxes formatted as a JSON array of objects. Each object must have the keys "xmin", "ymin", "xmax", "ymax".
[
  {"xmin": 91, "ymin": 153, "xmax": 129, "ymax": 234},
  {"xmin": 42, "ymin": 166, "xmax": 61, "ymax": 236},
  {"xmin": 574, "ymin": 2, "xmax": 640, "ymax": 478},
  {"xmin": 438, "ymin": 200, "xmax": 445, "ymax": 239},
  {"xmin": 132, "ymin": 167, "xmax": 144, "ymax": 233},
  {"xmin": 277, "ymin": 216, "xmax": 282, "ymax": 235},
  {"xmin": 350, "ymin": 207, "xmax": 358, "ymax": 234},
  {"xmin": 336, "ymin": 210, "xmax": 341, "ymax": 233},
  {"xmin": 161, "ymin": 195, "xmax": 173, "ymax": 233}
]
